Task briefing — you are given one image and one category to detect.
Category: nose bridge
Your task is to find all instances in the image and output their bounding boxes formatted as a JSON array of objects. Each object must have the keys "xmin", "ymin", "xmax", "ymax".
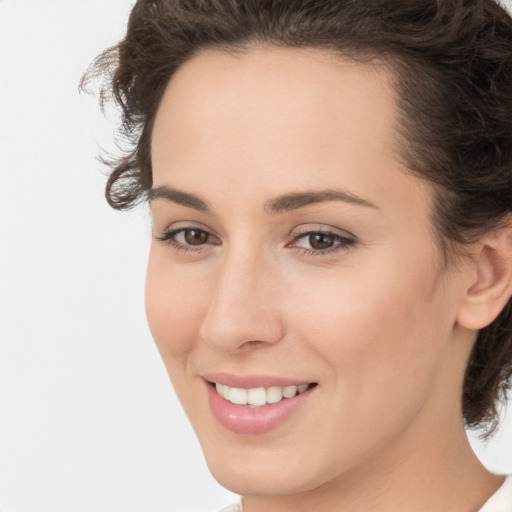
[{"xmin": 199, "ymin": 241, "xmax": 284, "ymax": 353}]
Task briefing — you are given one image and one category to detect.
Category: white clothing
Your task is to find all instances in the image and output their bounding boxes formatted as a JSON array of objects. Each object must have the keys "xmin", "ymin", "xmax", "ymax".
[
  {"xmin": 218, "ymin": 505, "xmax": 241, "ymax": 512},
  {"xmin": 479, "ymin": 475, "xmax": 512, "ymax": 512},
  {"xmin": 217, "ymin": 475, "xmax": 512, "ymax": 512}
]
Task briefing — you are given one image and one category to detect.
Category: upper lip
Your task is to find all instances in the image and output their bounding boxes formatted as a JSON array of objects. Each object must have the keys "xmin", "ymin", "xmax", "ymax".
[{"xmin": 202, "ymin": 372, "xmax": 315, "ymax": 389}]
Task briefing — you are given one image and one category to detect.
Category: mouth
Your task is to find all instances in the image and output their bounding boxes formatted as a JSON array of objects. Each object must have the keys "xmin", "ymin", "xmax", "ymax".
[
  {"xmin": 209, "ymin": 381, "xmax": 317, "ymax": 408},
  {"xmin": 203, "ymin": 376, "xmax": 318, "ymax": 434}
]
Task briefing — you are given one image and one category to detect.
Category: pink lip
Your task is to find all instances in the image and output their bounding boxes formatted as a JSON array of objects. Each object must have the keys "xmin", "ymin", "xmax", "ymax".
[
  {"xmin": 203, "ymin": 375, "xmax": 317, "ymax": 435},
  {"xmin": 202, "ymin": 372, "xmax": 312, "ymax": 389}
]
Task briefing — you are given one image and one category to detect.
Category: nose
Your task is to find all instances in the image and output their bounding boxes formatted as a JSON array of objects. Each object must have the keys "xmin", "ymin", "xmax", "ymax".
[{"xmin": 198, "ymin": 249, "xmax": 285, "ymax": 354}]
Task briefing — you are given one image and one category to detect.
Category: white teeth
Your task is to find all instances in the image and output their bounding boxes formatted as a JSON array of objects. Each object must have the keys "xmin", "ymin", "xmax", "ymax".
[
  {"xmin": 247, "ymin": 387, "xmax": 267, "ymax": 406},
  {"xmin": 215, "ymin": 382, "xmax": 312, "ymax": 407},
  {"xmin": 266, "ymin": 386, "xmax": 283, "ymax": 404},
  {"xmin": 282, "ymin": 385, "xmax": 297, "ymax": 398},
  {"xmin": 229, "ymin": 387, "xmax": 248, "ymax": 405},
  {"xmin": 215, "ymin": 383, "xmax": 230, "ymax": 400}
]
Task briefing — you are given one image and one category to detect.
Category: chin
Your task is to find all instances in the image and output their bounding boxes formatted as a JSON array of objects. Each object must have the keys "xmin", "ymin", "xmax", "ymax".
[
  {"xmin": 209, "ymin": 462, "xmax": 309, "ymax": 497},
  {"xmin": 201, "ymin": 441, "xmax": 330, "ymax": 497}
]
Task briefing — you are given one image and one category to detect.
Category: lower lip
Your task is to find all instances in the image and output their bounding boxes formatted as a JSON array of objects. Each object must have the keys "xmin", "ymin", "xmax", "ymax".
[{"xmin": 206, "ymin": 382, "xmax": 315, "ymax": 435}]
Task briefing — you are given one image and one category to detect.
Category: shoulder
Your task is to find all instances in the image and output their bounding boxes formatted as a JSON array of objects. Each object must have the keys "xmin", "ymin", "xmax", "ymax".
[
  {"xmin": 217, "ymin": 504, "xmax": 241, "ymax": 512},
  {"xmin": 478, "ymin": 475, "xmax": 512, "ymax": 512}
]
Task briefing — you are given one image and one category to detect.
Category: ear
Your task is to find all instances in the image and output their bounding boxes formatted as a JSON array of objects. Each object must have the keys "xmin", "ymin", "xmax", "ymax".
[{"xmin": 457, "ymin": 220, "xmax": 512, "ymax": 330}]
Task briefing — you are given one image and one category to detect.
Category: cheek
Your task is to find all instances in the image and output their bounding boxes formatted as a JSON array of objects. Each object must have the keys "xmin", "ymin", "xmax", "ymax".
[
  {"xmin": 145, "ymin": 250, "xmax": 208, "ymax": 359},
  {"xmin": 277, "ymin": 265, "xmax": 452, "ymax": 467},
  {"xmin": 286, "ymin": 256, "xmax": 448, "ymax": 403}
]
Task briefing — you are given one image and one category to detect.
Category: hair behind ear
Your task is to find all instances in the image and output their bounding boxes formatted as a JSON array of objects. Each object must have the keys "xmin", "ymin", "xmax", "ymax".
[{"xmin": 459, "ymin": 217, "xmax": 512, "ymax": 435}]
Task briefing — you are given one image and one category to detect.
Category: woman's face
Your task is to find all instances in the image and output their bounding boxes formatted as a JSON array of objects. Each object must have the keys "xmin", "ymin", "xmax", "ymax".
[{"xmin": 147, "ymin": 47, "xmax": 473, "ymax": 496}]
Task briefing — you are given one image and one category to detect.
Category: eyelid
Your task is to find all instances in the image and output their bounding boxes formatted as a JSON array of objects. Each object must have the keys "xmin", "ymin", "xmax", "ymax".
[
  {"xmin": 155, "ymin": 223, "xmax": 221, "ymax": 252},
  {"xmin": 286, "ymin": 225, "xmax": 357, "ymax": 255},
  {"xmin": 154, "ymin": 219, "xmax": 218, "ymax": 238},
  {"xmin": 154, "ymin": 222, "xmax": 356, "ymax": 256},
  {"xmin": 288, "ymin": 224, "xmax": 356, "ymax": 241}
]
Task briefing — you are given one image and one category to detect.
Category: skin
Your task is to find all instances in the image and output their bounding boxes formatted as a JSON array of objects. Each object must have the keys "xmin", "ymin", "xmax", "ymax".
[{"xmin": 146, "ymin": 46, "xmax": 506, "ymax": 511}]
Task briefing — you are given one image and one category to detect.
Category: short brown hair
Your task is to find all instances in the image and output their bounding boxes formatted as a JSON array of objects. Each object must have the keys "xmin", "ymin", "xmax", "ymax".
[{"xmin": 81, "ymin": 0, "xmax": 512, "ymax": 436}]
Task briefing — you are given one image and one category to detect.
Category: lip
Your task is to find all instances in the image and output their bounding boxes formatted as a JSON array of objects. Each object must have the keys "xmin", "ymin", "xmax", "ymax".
[
  {"xmin": 202, "ymin": 372, "xmax": 313, "ymax": 389},
  {"xmin": 203, "ymin": 374, "xmax": 317, "ymax": 435}
]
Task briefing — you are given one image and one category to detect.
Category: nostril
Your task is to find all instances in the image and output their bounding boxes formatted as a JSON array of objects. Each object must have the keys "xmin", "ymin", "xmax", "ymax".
[{"xmin": 241, "ymin": 340, "xmax": 265, "ymax": 348}]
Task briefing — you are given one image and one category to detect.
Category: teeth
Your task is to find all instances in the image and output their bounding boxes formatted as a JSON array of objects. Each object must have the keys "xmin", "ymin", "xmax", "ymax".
[
  {"xmin": 247, "ymin": 387, "xmax": 267, "ymax": 406},
  {"xmin": 215, "ymin": 383, "xmax": 227, "ymax": 399},
  {"xmin": 282, "ymin": 385, "xmax": 297, "ymax": 398},
  {"xmin": 266, "ymin": 386, "xmax": 283, "ymax": 404},
  {"xmin": 229, "ymin": 387, "xmax": 248, "ymax": 405},
  {"xmin": 215, "ymin": 382, "xmax": 312, "ymax": 407}
]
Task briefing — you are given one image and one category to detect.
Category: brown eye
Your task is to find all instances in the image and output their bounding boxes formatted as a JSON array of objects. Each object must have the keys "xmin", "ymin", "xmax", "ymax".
[
  {"xmin": 308, "ymin": 232, "xmax": 335, "ymax": 250},
  {"xmin": 184, "ymin": 229, "xmax": 209, "ymax": 245},
  {"xmin": 290, "ymin": 229, "xmax": 355, "ymax": 255},
  {"xmin": 157, "ymin": 227, "xmax": 219, "ymax": 249}
]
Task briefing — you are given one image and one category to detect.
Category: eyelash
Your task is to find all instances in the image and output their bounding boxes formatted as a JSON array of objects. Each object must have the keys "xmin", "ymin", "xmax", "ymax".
[
  {"xmin": 156, "ymin": 227, "xmax": 356, "ymax": 257},
  {"xmin": 156, "ymin": 228, "xmax": 220, "ymax": 253},
  {"xmin": 289, "ymin": 229, "xmax": 356, "ymax": 256}
]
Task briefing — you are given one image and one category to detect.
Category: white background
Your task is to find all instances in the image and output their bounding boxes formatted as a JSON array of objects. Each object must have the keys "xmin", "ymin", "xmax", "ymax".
[{"xmin": 0, "ymin": 1, "xmax": 511, "ymax": 511}]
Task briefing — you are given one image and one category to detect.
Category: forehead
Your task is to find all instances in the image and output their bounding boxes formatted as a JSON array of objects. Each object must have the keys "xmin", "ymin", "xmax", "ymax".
[
  {"xmin": 151, "ymin": 46, "xmax": 398, "ymax": 181},
  {"xmin": 150, "ymin": 45, "xmax": 431, "ymax": 226},
  {"xmin": 160, "ymin": 45, "xmax": 392, "ymax": 106}
]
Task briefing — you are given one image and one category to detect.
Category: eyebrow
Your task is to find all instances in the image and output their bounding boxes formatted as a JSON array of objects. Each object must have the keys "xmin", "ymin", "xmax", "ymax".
[
  {"xmin": 148, "ymin": 186, "xmax": 211, "ymax": 212},
  {"xmin": 148, "ymin": 186, "xmax": 378, "ymax": 213},
  {"xmin": 264, "ymin": 189, "xmax": 378, "ymax": 213}
]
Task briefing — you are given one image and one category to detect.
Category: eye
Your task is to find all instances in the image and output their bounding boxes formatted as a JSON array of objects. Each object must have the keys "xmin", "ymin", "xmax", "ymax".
[
  {"xmin": 156, "ymin": 227, "xmax": 220, "ymax": 252},
  {"xmin": 289, "ymin": 229, "xmax": 356, "ymax": 255},
  {"xmin": 302, "ymin": 232, "xmax": 338, "ymax": 250},
  {"xmin": 176, "ymin": 228, "xmax": 210, "ymax": 245}
]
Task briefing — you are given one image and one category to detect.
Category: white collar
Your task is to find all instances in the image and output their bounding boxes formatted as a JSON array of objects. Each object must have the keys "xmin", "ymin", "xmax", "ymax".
[{"xmin": 478, "ymin": 475, "xmax": 512, "ymax": 512}]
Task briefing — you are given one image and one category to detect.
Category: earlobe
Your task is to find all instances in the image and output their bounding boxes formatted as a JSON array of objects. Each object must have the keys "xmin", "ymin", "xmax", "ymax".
[{"xmin": 457, "ymin": 224, "xmax": 512, "ymax": 331}]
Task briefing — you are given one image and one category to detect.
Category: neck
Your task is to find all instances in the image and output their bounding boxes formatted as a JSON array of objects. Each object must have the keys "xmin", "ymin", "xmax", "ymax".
[{"xmin": 242, "ymin": 420, "xmax": 501, "ymax": 512}]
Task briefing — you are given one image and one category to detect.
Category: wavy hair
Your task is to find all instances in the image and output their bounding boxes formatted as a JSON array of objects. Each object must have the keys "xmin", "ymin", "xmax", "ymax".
[{"xmin": 81, "ymin": 0, "xmax": 512, "ymax": 436}]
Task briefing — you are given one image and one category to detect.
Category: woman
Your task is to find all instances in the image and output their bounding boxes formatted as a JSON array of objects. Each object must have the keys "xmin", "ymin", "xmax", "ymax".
[{"xmin": 83, "ymin": 0, "xmax": 512, "ymax": 510}]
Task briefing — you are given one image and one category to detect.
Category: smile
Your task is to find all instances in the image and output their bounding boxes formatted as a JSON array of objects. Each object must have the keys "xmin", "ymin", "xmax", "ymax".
[
  {"xmin": 214, "ymin": 382, "xmax": 314, "ymax": 407},
  {"xmin": 205, "ymin": 377, "xmax": 318, "ymax": 434}
]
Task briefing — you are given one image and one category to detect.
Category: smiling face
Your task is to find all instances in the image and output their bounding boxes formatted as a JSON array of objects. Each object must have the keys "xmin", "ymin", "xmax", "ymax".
[{"xmin": 146, "ymin": 46, "xmax": 476, "ymax": 502}]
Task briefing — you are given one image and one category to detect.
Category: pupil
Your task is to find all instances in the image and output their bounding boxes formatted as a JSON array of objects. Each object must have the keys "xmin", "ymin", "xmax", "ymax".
[
  {"xmin": 309, "ymin": 233, "xmax": 334, "ymax": 250},
  {"xmin": 185, "ymin": 229, "xmax": 208, "ymax": 245}
]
